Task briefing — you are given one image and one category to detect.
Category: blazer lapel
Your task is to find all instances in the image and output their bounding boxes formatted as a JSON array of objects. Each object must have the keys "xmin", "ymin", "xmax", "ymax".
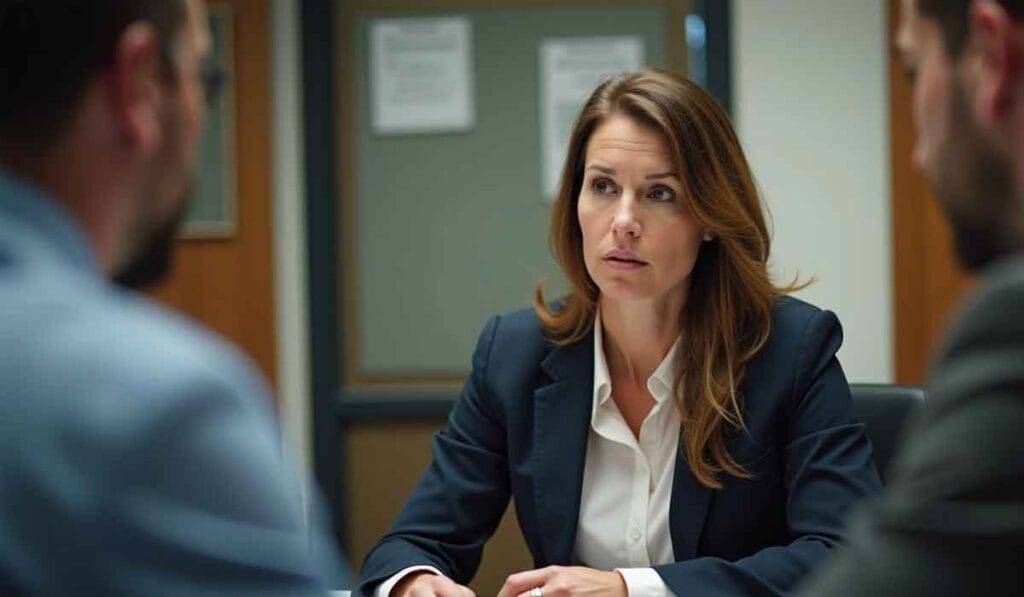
[
  {"xmin": 532, "ymin": 335, "xmax": 593, "ymax": 565},
  {"xmin": 668, "ymin": 445, "xmax": 714, "ymax": 560}
]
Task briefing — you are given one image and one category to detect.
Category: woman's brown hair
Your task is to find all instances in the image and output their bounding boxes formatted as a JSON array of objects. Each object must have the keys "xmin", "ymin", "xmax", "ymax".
[{"xmin": 535, "ymin": 69, "xmax": 801, "ymax": 489}]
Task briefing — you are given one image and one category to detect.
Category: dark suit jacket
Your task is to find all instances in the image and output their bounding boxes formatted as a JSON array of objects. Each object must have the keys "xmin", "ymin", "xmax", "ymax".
[
  {"xmin": 360, "ymin": 296, "xmax": 881, "ymax": 596},
  {"xmin": 799, "ymin": 256, "xmax": 1024, "ymax": 596}
]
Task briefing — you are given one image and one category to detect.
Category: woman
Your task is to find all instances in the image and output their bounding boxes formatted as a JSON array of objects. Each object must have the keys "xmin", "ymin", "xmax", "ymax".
[{"xmin": 359, "ymin": 70, "xmax": 881, "ymax": 597}]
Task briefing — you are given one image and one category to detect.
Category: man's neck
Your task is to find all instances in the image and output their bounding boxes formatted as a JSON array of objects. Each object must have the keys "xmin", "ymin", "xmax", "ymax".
[{"xmin": 0, "ymin": 146, "xmax": 126, "ymax": 277}]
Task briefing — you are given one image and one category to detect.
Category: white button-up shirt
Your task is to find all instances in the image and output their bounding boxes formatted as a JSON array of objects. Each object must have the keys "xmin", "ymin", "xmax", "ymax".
[
  {"xmin": 574, "ymin": 314, "xmax": 679, "ymax": 596},
  {"xmin": 378, "ymin": 317, "xmax": 681, "ymax": 596}
]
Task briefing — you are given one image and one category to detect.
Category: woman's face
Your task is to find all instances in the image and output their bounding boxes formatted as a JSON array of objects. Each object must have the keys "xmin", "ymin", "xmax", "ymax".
[{"xmin": 577, "ymin": 113, "xmax": 710, "ymax": 309}]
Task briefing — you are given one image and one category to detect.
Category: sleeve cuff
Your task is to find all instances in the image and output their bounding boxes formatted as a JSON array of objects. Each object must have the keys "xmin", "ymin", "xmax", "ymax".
[
  {"xmin": 375, "ymin": 565, "xmax": 444, "ymax": 597},
  {"xmin": 616, "ymin": 567, "xmax": 673, "ymax": 597}
]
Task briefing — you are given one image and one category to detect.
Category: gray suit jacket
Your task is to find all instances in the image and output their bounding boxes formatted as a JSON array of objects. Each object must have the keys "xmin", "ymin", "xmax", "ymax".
[
  {"xmin": 800, "ymin": 256, "xmax": 1024, "ymax": 595},
  {"xmin": 0, "ymin": 170, "xmax": 346, "ymax": 595}
]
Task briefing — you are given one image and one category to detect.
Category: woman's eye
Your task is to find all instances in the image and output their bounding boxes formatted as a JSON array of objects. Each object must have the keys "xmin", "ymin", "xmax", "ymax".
[
  {"xmin": 649, "ymin": 186, "xmax": 675, "ymax": 202},
  {"xmin": 591, "ymin": 179, "xmax": 617, "ymax": 195}
]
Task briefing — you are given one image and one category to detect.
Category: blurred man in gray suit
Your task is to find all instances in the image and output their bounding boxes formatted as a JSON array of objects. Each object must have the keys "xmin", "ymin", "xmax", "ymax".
[
  {"xmin": 0, "ymin": 1, "xmax": 344, "ymax": 594},
  {"xmin": 802, "ymin": 0, "xmax": 1024, "ymax": 594}
]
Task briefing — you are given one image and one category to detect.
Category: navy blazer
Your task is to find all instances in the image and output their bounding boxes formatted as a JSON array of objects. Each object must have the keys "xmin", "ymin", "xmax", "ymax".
[{"xmin": 360, "ymin": 297, "xmax": 881, "ymax": 595}]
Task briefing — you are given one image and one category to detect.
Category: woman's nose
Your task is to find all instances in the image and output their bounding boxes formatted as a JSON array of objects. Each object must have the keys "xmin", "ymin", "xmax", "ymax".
[{"xmin": 611, "ymin": 195, "xmax": 641, "ymax": 238}]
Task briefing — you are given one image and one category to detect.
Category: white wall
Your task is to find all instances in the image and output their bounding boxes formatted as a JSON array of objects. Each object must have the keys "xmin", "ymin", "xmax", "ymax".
[{"xmin": 732, "ymin": 0, "xmax": 892, "ymax": 382}]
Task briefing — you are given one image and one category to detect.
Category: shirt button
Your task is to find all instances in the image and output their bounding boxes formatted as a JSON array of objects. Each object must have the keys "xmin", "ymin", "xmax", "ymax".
[{"xmin": 631, "ymin": 527, "xmax": 642, "ymax": 542}]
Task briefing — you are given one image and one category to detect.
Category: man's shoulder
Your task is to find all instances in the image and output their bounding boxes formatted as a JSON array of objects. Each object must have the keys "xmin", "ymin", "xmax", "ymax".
[
  {"xmin": 935, "ymin": 254, "xmax": 1024, "ymax": 365},
  {"xmin": 884, "ymin": 256, "xmax": 1024, "ymax": 514},
  {"xmin": 34, "ymin": 287, "xmax": 254, "ymax": 385},
  {"xmin": 0, "ymin": 269, "xmax": 271, "ymax": 443},
  {"xmin": 961, "ymin": 255, "xmax": 1024, "ymax": 324},
  {"xmin": 0, "ymin": 269, "xmax": 279, "ymax": 538},
  {"xmin": 98, "ymin": 295, "xmax": 265, "ymax": 395}
]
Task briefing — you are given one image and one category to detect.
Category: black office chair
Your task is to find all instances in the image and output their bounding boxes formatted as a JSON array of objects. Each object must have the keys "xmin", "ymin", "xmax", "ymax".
[{"xmin": 849, "ymin": 383, "xmax": 926, "ymax": 484}]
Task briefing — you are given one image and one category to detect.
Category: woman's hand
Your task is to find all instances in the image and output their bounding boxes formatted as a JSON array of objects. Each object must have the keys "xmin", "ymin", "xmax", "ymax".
[
  {"xmin": 496, "ymin": 565, "xmax": 627, "ymax": 597},
  {"xmin": 393, "ymin": 571, "xmax": 475, "ymax": 597}
]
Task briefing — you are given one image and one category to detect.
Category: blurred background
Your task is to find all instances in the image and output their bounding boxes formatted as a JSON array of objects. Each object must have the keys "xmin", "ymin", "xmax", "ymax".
[{"xmin": 151, "ymin": 0, "xmax": 971, "ymax": 592}]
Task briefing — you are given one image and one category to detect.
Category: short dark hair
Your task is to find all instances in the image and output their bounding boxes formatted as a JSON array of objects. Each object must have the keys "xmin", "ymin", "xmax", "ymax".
[
  {"xmin": 919, "ymin": 0, "xmax": 1023, "ymax": 56},
  {"xmin": 0, "ymin": 0, "xmax": 186, "ymax": 152}
]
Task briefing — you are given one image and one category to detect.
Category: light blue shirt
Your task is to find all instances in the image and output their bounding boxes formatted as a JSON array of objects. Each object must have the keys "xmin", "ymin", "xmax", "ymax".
[{"xmin": 0, "ymin": 169, "xmax": 347, "ymax": 595}]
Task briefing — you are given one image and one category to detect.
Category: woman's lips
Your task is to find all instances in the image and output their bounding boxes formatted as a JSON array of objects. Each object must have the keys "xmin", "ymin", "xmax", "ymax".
[
  {"xmin": 604, "ymin": 257, "xmax": 647, "ymax": 270},
  {"xmin": 602, "ymin": 249, "xmax": 648, "ymax": 269}
]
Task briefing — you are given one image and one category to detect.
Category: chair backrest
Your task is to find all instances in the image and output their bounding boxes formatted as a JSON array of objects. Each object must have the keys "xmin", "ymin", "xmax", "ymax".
[{"xmin": 849, "ymin": 383, "xmax": 926, "ymax": 484}]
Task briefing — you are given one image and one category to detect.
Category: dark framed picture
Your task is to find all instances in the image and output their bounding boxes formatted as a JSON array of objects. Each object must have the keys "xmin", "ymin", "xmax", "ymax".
[{"xmin": 181, "ymin": 4, "xmax": 237, "ymax": 239}]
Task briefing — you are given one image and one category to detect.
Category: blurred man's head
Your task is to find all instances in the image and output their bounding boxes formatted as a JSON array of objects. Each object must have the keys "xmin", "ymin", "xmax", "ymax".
[
  {"xmin": 897, "ymin": 0, "xmax": 1024, "ymax": 270},
  {"xmin": 0, "ymin": 0, "xmax": 214, "ymax": 288}
]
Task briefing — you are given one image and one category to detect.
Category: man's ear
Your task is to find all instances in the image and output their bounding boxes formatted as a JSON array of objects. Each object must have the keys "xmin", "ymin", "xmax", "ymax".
[
  {"xmin": 968, "ymin": 1, "xmax": 1023, "ymax": 125},
  {"xmin": 107, "ymin": 23, "xmax": 165, "ymax": 155}
]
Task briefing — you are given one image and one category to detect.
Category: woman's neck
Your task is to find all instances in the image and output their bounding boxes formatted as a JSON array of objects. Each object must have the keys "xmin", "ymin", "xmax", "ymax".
[{"xmin": 599, "ymin": 295, "xmax": 684, "ymax": 388}]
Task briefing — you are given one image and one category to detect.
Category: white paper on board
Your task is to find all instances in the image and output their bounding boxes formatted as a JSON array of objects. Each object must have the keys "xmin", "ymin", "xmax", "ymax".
[{"xmin": 370, "ymin": 16, "xmax": 474, "ymax": 135}]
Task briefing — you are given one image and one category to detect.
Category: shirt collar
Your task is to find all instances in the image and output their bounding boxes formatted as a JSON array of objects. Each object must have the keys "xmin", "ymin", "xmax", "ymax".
[
  {"xmin": 592, "ymin": 314, "xmax": 613, "ymax": 412},
  {"xmin": 592, "ymin": 311, "xmax": 681, "ymax": 413},
  {"xmin": 0, "ymin": 167, "xmax": 99, "ymax": 275}
]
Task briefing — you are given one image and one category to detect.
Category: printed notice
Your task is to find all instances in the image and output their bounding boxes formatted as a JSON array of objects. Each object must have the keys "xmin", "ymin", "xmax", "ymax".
[{"xmin": 370, "ymin": 16, "xmax": 475, "ymax": 135}]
